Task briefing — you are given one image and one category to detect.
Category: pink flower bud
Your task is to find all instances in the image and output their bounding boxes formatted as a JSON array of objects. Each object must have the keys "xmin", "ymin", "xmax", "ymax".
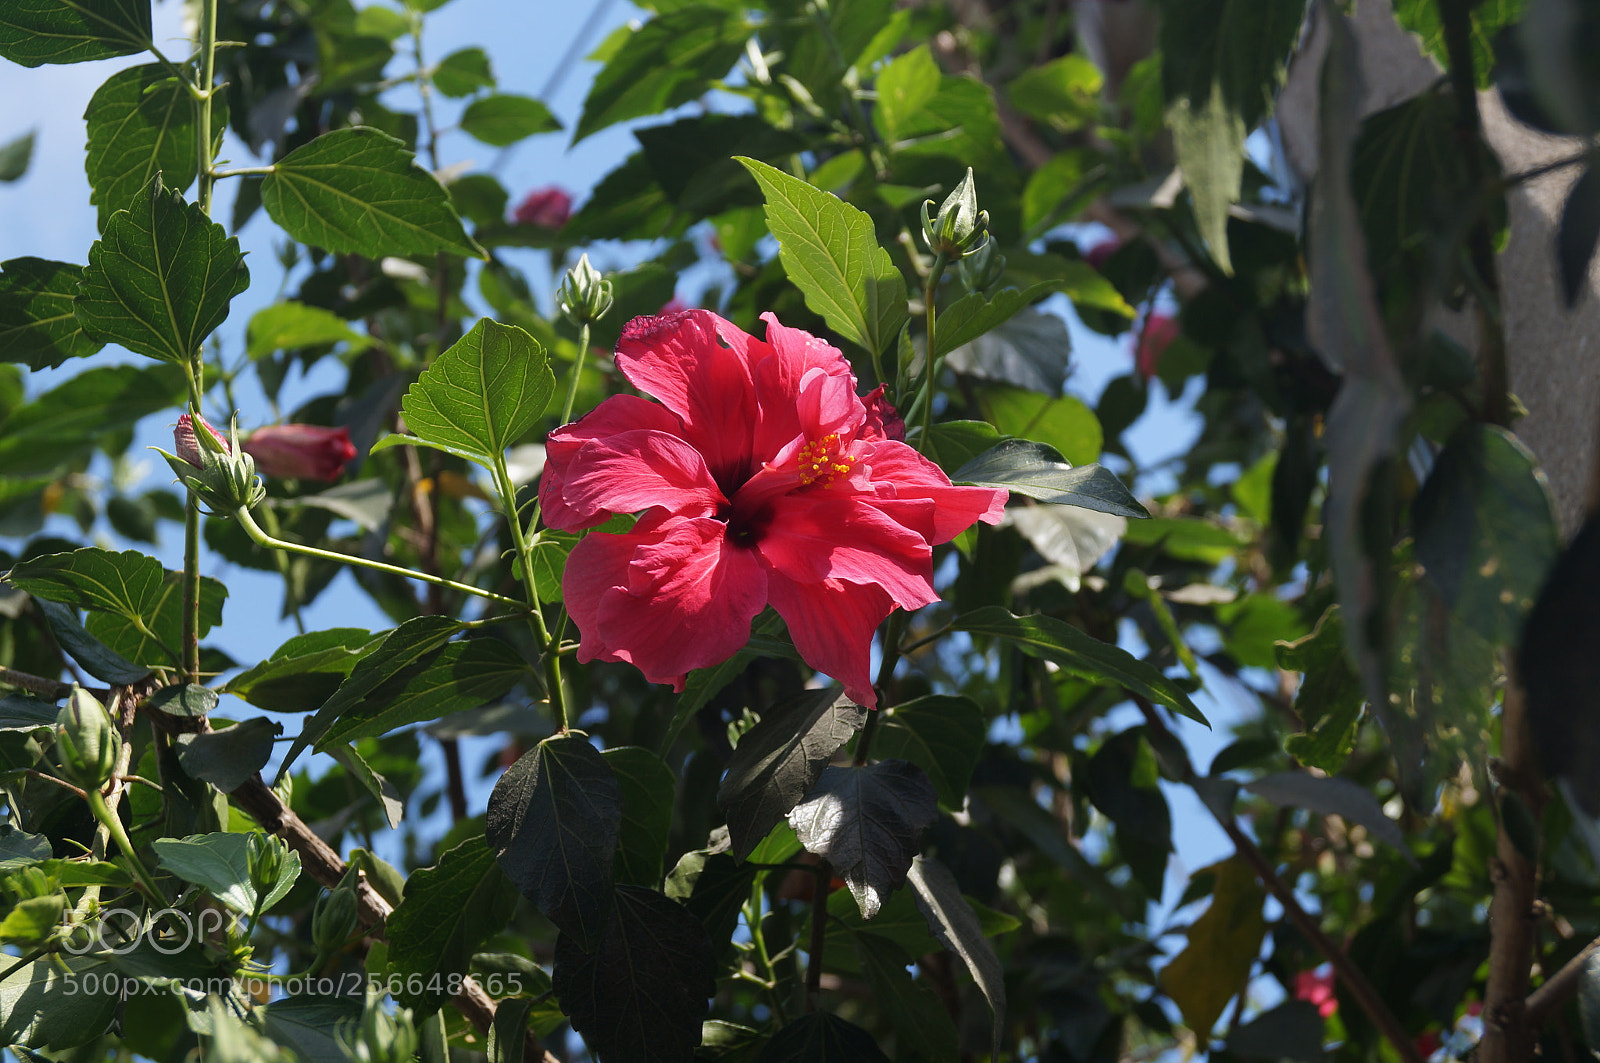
[
  {"xmin": 1135, "ymin": 314, "xmax": 1179, "ymax": 379},
  {"xmin": 860, "ymin": 385, "xmax": 906, "ymax": 442},
  {"xmin": 242, "ymin": 424, "xmax": 357, "ymax": 481},
  {"xmin": 511, "ymin": 186, "xmax": 572, "ymax": 229},
  {"xmin": 175, "ymin": 412, "xmax": 230, "ymax": 468},
  {"xmin": 1084, "ymin": 237, "xmax": 1121, "ymax": 271}
]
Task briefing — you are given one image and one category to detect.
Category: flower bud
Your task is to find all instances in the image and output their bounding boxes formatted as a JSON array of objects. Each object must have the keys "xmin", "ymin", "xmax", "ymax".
[
  {"xmin": 242, "ymin": 424, "xmax": 357, "ymax": 482},
  {"xmin": 921, "ymin": 168, "xmax": 989, "ymax": 258},
  {"xmin": 557, "ymin": 253, "xmax": 614, "ymax": 327},
  {"xmin": 312, "ymin": 885, "xmax": 361, "ymax": 955},
  {"xmin": 959, "ymin": 239, "xmax": 1006, "ymax": 294},
  {"xmin": 246, "ymin": 832, "xmax": 291, "ymax": 901},
  {"xmin": 55, "ymin": 687, "xmax": 120, "ymax": 792},
  {"xmin": 511, "ymin": 185, "xmax": 571, "ymax": 229},
  {"xmin": 154, "ymin": 412, "xmax": 267, "ymax": 514},
  {"xmin": 341, "ymin": 990, "xmax": 418, "ymax": 1063}
]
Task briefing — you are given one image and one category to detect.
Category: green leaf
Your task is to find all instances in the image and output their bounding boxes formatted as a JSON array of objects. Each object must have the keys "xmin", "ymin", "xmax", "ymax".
[
  {"xmin": 636, "ymin": 114, "xmax": 802, "ymax": 219},
  {"xmin": 315, "ymin": 636, "xmax": 529, "ymax": 748},
  {"xmin": 8, "ymin": 546, "xmax": 162, "ymax": 623},
  {"xmin": 84, "ymin": 64, "xmax": 224, "ymax": 230},
  {"xmin": 717, "ymin": 687, "xmax": 865, "ymax": 860},
  {"xmin": 261, "ymin": 127, "xmax": 485, "ymax": 259},
  {"xmin": 175, "ymin": 718, "xmax": 281, "ymax": 792},
  {"xmin": 0, "ymin": 895, "xmax": 64, "ymax": 947},
  {"xmin": 461, "ymin": 94, "xmax": 561, "ymax": 147},
  {"xmin": 933, "ymin": 282, "xmax": 1058, "ymax": 358},
  {"xmin": 1006, "ymin": 54, "xmax": 1103, "ymax": 132},
  {"xmin": 0, "ymin": 258, "xmax": 104, "ymax": 369},
  {"xmin": 873, "ymin": 45, "xmax": 942, "ymax": 144},
  {"xmin": 888, "ymin": 75, "xmax": 1006, "ymax": 170},
  {"xmin": 945, "ymin": 307, "xmax": 1073, "ymax": 396},
  {"xmin": 757, "ymin": 1013, "xmax": 889, "ymax": 1063},
  {"xmin": 1160, "ymin": 857, "xmax": 1266, "ymax": 1037},
  {"xmin": 152, "ymin": 832, "xmax": 301, "ymax": 915},
  {"xmin": 737, "ymin": 157, "xmax": 908, "ymax": 357},
  {"xmin": 0, "ymin": 363, "xmax": 182, "ymax": 477},
  {"xmin": 0, "ymin": 696, "xmax": 64, "ymax": 733},
  {"xmin": 874, "ymin": 695, "xmax": 986, "ymax": 808},
  {"xmin": 665, "ymin": 849, "xmax": 758, "ymax": 959},
  {"xmin": 603, "ymin": 746, "xmax": 676, "ymax": 887},
  {"xmin": 0, "ymin": 826, "xmax": 52, "ymax": 866},
  {"xmin": 1167, "ymin": 90, "xmax": 1245, "ymax": 274},
  {"xmin": 0, "ymin": 955, "xmax": 119, "ymax": 1049},
  {"xmin": 80, "ymin": 570, "xmax": 227, "ymax": 669},
  {"xmin": 433, "ymin": 46, "xmax": 494, "ymax": 97},
  {"xmin": 853, "ymin": 933, "xmax": 958, "ymax": 1063},
  {"xmin": 551, "ymin": 885, "xmax": 716, "ymax": 1063},
  {"xmin": 1243, "ymin": 771, "xmax": 1410, "ymax": 857},
  {"xmin": 657, "ymin": 611, "xmax": 794, "ymax": 754},
  {"xmin": 955, "ymin": 606, "xmax": 1207, "ymax": 725},
  {"xmin": 277, "ymin": 615, "xmax": 463, "ymax": 778},
  {"xmin": 386, "ymin": 836, "xmax": 521, "ymax": 1013},
  {"xmin": 223, "ymin": 628, "xmax": 374, "ymax": 713},
  {"xmin": 984, "ymin": 388, "xmax": 1102, "ymax": 466},
  {"xmin": 260, "ymin": 996, "xmax": 362, "ymax": 1063},
  {"xmin": 400, "ymin": 318, "xmax": 554, "ymax": 467},
  {"xmin": 907, "ymin": 855, "xmax": 1006, "ymax": 1057},
  {"xmin": 574, "ymin": 7, "xmax": 750, "ymax": 143},
  {"xmin": 0, "ymin": 0, "xmax": 151, "ymax": 67},
  {"xmin": 954, "ymin": 439, "xmax": 1147, "ymax": 517},
  {"xmin": 328, "ymin": 744, "xmax": 404, "ymax": 829},
  {"xmin": 75, "ymin": 172, "xmax": 249, "ymax": 364},
  {"xmin": 0, "ymin": 130, "xmax": 35, "ymax": 181},
  {"xmin": 918, "ymin": 419, "xmax": 1005, "ymax": 478},
  {"xmin": 789, "ymin": 761, "xmax": 938, "ymax": 919},
  {"xmin": 246, "ymin": 302, "xmax": 369, "ymax": 358},
  {"xmin": 487, "ymin": 735, "xmax": 619, "ymax": 951},
  {"xmin": 33, "ymin": 599, "xmax": 151, "ymax": 684},
  {"xmin": 1276, "ymin": 607, "xmax": 1364, "ymax": 772}
]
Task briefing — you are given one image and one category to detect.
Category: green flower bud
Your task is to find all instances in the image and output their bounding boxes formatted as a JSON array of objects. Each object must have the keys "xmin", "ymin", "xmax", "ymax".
[
  {"xmin": 312, "ymin": 885, "xmax": 361, "ymax": 955},
  {"xmin": 959, "ymin": 239, "xmax": 1006, "ymax": 294},
  {"xmin": 246, "ymin": 832, "xmax": 291, "ymax": 901},
  {"xmin": 921, "ymin": 168, "xmax": 990, "ymax": 258},
  {"xmin": 340, "ymin": 990, "xmax": 418, "ymax": 1063},
  {"xmin": 557, "ymin": 254, "xmax": 614, "ymax": 327},
  {"xmin": 55, "ymin": 687, "xmax": 120, "ymax": 792},
  {"xmin": 153, "ymin": 412, "xmax": 267, "ymax": 515}
]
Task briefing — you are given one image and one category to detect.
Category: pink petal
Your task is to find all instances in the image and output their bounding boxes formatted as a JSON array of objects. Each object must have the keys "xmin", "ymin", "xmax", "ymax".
[
  {"xmin": 563, "ymin": 528, "xmax": 641, "ymax": 666},
  {"xmin": 757, "ymin": 493, "xmax": 937, "ymax": 612},
  {"xmin": 796, "ymin": 367, "xmax": 863, "ymax": 439},
  {"xmin": 542, "ymin": 395, "xmax": 688, "ymax": 529},
  {"xmin": 615, "ymin": 311, "xmax": 760, "ymax": 488},
  {"xmin": 557, "ymin": 429, "xmax": 725, "ymax": 521},
  {"xmin": 765, "ymin": 576, "xmax": 893, "ymax": 709},
  {"xmin": 860, "ymin": 440, "xmax": 1009, "ymax": 543},
  {"xmin": 590, "ymin": 516, "xmax": 769, "ymax": 688}
]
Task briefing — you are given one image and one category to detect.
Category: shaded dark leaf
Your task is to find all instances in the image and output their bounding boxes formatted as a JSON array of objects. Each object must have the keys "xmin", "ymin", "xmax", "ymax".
[
  {"xmin": 33, "ymin": 599, "xmax": 149, "ymax": 684},
  {"xmin": 954, "ymin": 440, "xmax": 1148, "ymax": 518},
  {"xmin": 176, "ymin": 717, "xmax": 281, "ymax": 792},
  {"xmin": 603, "ymin": 746, "xmax": 675, "ymax": 887},
  {"xmin": 756, "ymin": 1012, "xmax": 889, "ymax": 1063},
  {"xmin": 907, "ymin": 855, "xmax": 1006, "ymax": 1056},
  {"xmin": 873, "ymin": 695, "xmax": 986, "ymax": 808},
  {"xmin": 0, "ymin": 0, "xmax": 151, "ymax": 67},
  {"xmin": 0, "ymin": 258, "xmax": 103, "ymax": 369}
]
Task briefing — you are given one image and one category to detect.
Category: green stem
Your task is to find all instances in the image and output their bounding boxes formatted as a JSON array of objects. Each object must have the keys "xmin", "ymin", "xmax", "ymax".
[
  {"xmin": 746, "ymin": 884, "xmax": 790, "ymax": 1026},
  {"xmin": 195, "ymin": 0, "xmax": 218, "ymax": 216},
  {"xmin": 233, "ymin": 505, "xmax": 528, "ymax": 609},
  {"xmin": 559, "ymin": 322, "xmax": 591, "ymax": 425},
  {"xmin": 909, "ymin": 252, "xmax": 949, "ymax": 451},
  {"xmin": 86, "ymin": 789, "xmax": 163, "ymax": 902},
  {"xmin": 488, "ymin": 457, "xmax": 568, "ymax": 732},
  {"xmin": 182, "ymin": 493, "xmax": 201, "ymax": 682}
]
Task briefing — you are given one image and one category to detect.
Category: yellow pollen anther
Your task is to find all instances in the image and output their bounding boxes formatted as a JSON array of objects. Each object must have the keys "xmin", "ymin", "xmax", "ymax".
[{"xmin": 796, "ymin": 433, "xmax": 857, "ymax": 487}]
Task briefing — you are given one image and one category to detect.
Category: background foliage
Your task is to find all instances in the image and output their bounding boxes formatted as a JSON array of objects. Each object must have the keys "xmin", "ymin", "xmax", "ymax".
[{"xmin": 1, "ymin": 0, "xmax": 1597, "ymax": 1061}]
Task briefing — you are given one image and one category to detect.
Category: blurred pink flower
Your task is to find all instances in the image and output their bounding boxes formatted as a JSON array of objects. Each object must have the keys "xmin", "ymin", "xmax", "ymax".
[
  {"xmin": 540, "ymin": 309, "xmax": 1007, "ymax": 707},
  {"xmin": 243, "ymin": 424, "xmax": 357, "ymax": 481},
  {"xmin": 1135, "ymin": 313, "xmax": 1179, "ymax": 379},
  {"xmin": 1084, "ymin": 237, "xmax": 1121, "ymax": 270},
  {"xmin": 175, "ymin": 412, "xmax": 229, "ymax": 468},
  {"xmin": 511, "ymin": 186, "xmax": 571, "ymax": 229},
  {"xmin": 1294, "ymin": 968, "xmax": 1337, "ymax": 1019}
]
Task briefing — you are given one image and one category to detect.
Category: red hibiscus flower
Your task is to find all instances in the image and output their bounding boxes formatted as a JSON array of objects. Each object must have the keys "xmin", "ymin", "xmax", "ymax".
[
  {"xmin": 511, "ymin": 186, "xmax": 572, "ymax": 229},
  {"xmin": 175, "ymin": 412, "xmax": 229, "ymax": 467},
  {"xmin": 1294, "ymin": 967, "xmax": 1338, "ymax": 1019},
  {"xmin": 242, "ymin": 424, "xmax": 357, "ymax": 481},
  {"xmin": 1135, "ymin": 313, "xmax": 1179, "ymax": 379},
  {"xmin": 540, "ymin": 309, "xmax": 1007, "ymax": 707}
]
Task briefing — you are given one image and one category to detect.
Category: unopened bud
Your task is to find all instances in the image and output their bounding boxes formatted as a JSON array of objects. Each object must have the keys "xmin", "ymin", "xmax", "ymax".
[
  {"xmin": 154, "ymin": 412, "xmax": 267, "ymax": 514},
  {"xmin": 959, "ymin": 239, "xmax": 1006, "ymax": 293},
  {"xmin": 246, "ymin": 832, "xmax": 291, "ymax": 901},
  {"xmin": 557, "ymin": 254, "xmax": 614, "ymax": 327},
  {"xmin": 921, "ymin": 168, "xmax": 989, "ymax": 258},
  {"xmin": 55, "ymin": 688, "xmax": 120, "ymax": 792},
  {"xmin": 312, "ymin": 885, "xmax": 361, "ymax": 955},
  {"xmin": 341, "ymin": 989, "xmax": 418, "ymax": 1063}
]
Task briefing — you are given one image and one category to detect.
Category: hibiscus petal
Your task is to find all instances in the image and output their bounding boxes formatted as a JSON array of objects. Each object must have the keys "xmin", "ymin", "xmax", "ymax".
[
  {"xmin": 861, "ymin": 440, "xmax": 1009, "ymax": 543},
  {"xmin": 765, "ymin": 576, "xmax": 892, "ymax": 709},
  {"xmin": 591, "ymin": 516, "xmax": 769, "ymax": 689},
  {"xmin": 542, "ymin": 395, "xmax": 688, "ymax": 530},
  {"xmin": 557, "ymin": 429, "xmax": 724, "ymax": 521},
  {"xmin": 563, "ymin": 527, "xmax": 642, "ymax": 666},
  {"xmin": 616, "ymin": 310, "xmax": 759, "ymax": 488},
  {"xmin": 757, "ymin": 494, "xmax": 937, "ymax": 611}
]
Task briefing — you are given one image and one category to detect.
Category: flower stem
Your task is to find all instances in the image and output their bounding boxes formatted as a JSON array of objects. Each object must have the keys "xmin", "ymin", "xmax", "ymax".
[
  {"xmin": 195, "ymin": 0, "xmax": 218, "ymax": 216},
  {"xmin": 909, "ymin": 252, "xmax": 949, "ymax": 453},
  {"xmin": 86, "ymin": 788, "xmax": 163, "ymax": 903},
  {"xmin": 488, "ymin": 457, "xmax": 568, "ymax": 732},
  {"xmin": 233, "ymin": 505, "xmax": 528, "ymax": 609},
  {"xmin": 558, "ymin": 322, "xmax": 591, "ymax": 426}
]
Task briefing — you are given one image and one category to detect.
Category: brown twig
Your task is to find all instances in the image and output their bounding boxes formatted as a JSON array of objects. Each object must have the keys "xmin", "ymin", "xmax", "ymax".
[{"xmin": 0, "ymin": 666, "xmax": 74, "ymax": 700}]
